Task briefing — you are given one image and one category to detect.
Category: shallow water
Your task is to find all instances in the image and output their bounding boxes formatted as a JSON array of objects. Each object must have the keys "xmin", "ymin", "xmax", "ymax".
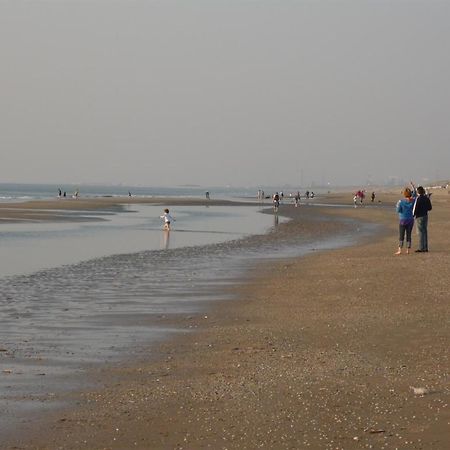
[
  {"xmin": 0, "ymin": 205, "xmax": 280, "ymax": 431},
  {"xmin": 0, "ymin": 204, "xmax": 276, "ymax": 277},
  {"xmin": 0, "ymin": 204, "xmax": 373, "ymax": 437}
]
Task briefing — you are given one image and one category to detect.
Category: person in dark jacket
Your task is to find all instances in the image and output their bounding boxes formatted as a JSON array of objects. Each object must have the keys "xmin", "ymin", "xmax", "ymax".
[{"xmin": 413, "ymin": 186, "xmax": 432, "ymax": 252}]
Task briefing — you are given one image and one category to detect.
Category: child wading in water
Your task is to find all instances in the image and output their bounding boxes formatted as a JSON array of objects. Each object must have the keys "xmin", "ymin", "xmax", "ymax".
[{"xmin": 160, "ymin": 208, "xmax": 175, "ymax": 231}]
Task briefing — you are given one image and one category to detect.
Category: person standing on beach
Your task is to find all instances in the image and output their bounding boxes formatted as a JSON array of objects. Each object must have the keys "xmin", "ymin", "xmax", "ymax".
[
  {"xmin": 395, "ymin": 183, "xmax": 416, "ymax": 255},
  {"xmin": 413, "ymin": 186, "xmax": 432, "ymax": 252},
  {"xmin": 160, "ymin": 208, "xmax": 175, "ymax": 231}
]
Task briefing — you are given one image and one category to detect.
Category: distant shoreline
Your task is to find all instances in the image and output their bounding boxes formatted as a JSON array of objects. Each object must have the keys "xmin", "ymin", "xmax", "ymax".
[
  {"xmin": 2, "ymin": 185, "xmax": 448, "ymax": 223},
  {"xmin": 0, "ymin": 197, "xmax": 257, "ymax": 223}
]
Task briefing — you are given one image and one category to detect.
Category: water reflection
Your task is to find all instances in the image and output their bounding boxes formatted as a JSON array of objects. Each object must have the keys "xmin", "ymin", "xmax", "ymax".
[
  {"xmin": 274, "ymin": 213, "xmax": 279, "ymax": 227},
  {"xmin": 162, "ymin": 230, "xmax": 170, "ymax": 250}
]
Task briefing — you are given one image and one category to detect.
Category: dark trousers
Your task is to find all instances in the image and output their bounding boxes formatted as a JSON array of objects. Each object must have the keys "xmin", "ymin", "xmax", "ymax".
[{"xmin": 399, "ymin": 222, "xmax": 414, "ymax": 248}]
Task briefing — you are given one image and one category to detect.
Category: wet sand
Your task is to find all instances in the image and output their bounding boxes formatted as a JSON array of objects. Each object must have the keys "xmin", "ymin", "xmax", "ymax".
[
  {"xmin": 0, "ymin": 197, "xmax": 251, "ymax": 223},
  {"xmin": 2, "ymin": 190, "xmax": 449, "ymax": 449}
]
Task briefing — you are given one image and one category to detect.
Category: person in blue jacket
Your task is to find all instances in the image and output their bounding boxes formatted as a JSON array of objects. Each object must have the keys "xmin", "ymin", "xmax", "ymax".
[{"xmin": 395, "ymin": 182, "xmax": 416, "ymax": 255}]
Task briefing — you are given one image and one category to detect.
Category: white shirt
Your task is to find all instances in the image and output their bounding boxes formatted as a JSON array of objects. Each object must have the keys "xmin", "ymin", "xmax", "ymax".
[{"xmin": 160, "ymin": 212, "xmax": 174, "ymax": 223}]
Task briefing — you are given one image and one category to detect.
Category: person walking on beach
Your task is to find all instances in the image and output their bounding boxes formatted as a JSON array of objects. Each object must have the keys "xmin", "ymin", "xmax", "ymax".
[
  {"xmin": 160, "ymin": 208, "xmax": 175, "ymax": 231},
  {"xmin": 413, "ymin": 186, "xmax": 432, "ymax": 252},
  {"xmin": 272, "ymin": 193, "xmax": 280, "ymax": 212},
  {"xmin": 358, "ymin": 190, "xmax": 365, "ymax": 205},
  {"xmin": 395, "ymin": 183, "xmax": 416, "ymax": 255}
]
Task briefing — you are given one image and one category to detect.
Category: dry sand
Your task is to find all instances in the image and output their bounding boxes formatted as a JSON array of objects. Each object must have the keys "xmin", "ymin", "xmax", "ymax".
[{"xmin": 2, "ymin": 190, "xmax": 449, "ymax": 449}]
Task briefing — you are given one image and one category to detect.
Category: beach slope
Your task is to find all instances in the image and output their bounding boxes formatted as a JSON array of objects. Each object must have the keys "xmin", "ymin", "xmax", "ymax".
[{"xmin": 3, "ymin": 192, "xmax": 449, "ymax": 449}]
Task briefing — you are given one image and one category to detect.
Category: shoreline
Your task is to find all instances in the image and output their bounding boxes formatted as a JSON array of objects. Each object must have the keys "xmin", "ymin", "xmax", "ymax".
[
  {"xmin": 2, "ymin": 192, "xmax": 449, "ymax": 449},
  {"xmin": 0, "ymin": 197, "xmax": 257, "ymax": 223}
]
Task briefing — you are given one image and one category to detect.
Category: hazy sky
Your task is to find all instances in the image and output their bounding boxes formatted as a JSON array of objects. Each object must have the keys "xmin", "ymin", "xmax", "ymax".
[{"xmin": 1, "ymin": 0, "xmax": 450, "ymax": 188}]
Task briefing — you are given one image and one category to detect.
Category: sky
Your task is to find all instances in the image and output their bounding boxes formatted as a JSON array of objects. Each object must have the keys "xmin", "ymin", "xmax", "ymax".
[{"xmin": 1, "ymin": 0, "xmax": 450, "ymax": 188}]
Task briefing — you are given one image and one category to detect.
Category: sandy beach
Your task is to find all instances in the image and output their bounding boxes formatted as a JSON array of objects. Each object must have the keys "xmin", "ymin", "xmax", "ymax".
[{"xmin": 1, "ymin": 190, "xmax": 449, "ymax": 449}]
